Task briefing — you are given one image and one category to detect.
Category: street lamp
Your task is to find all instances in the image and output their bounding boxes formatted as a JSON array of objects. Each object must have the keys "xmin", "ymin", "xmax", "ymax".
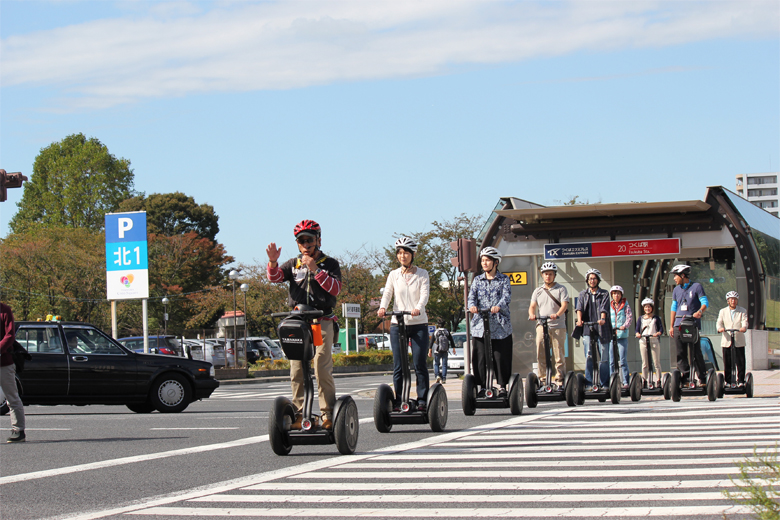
[
  {"xmin": 161, "ymin": 297, "xmax": 170, "ymax": 336},
  {"xmin": 240, "ymin": 283, "xmax": 249, "ymax": 347},
  {"xmin": 229, "ymin": 269, "xmax": 240, "ymax": 368}
]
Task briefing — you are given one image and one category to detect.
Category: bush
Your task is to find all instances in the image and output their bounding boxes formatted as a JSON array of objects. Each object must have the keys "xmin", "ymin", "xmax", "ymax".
[
  {"xmin": 723, "ymin": 444, "xmax": 780, "ymax": 520},
  {"xmin": 333, "ymin": 350, "xmax": 394, "ymax": 367}
]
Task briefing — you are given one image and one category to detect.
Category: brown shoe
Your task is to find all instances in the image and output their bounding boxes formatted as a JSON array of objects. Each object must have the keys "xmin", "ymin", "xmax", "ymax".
[
  {"xmin": 321, "ymin": 414, "xmax": 333, "ymax": 431},
  {"xmin": 290, "ymin": 414, "xmax": 303, "ymax": 430}
]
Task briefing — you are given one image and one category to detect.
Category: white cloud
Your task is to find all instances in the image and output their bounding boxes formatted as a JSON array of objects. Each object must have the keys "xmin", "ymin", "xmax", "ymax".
[{"xmin": 1, "ymin": 0, "xmax": 777, "ymax": 110}]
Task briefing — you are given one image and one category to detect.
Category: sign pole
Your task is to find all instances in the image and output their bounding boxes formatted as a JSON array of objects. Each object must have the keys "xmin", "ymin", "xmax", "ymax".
[
  {"xmin": 142, "ymin": 298, "xmax": 149, "ymax": 353},
  {"xmin": 111, "ymin": 301, "xmax": 117, "ymax": 339}
]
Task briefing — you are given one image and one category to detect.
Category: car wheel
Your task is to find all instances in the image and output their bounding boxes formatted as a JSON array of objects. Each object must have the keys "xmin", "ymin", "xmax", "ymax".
[
  {"xmin": 373, "ymin": 384, "xmax": 394, "ymax": 433},
  {"xmin": 126, "ymin": 402, "xmax": 156, "ymax": 414},
  {"xmin": 462, "ymin": 374, "xmax": 477, "ymax": 416},
  {"xmin": 269, "ymin": 396, "xmax": 294, "ymax": 456},
  {"xmin": 428, "ymin": 385, "xmax": 448, "ymax": 432},
  {"xmin": 150, "ymin": 373, "xmax": 192, "ymax": 413},
  {"xmin": 334, "ymin": 397, "xmax": 359, "ymax": 455},
  {"xmin": 525, "ymin": 373, "xmax": 538, "ymax": 409}
]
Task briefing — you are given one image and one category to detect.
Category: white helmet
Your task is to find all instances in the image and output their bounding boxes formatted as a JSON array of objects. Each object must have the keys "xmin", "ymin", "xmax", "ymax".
[
  {"xmin": 641, "ymin": 297, "xmax": 655, "ymax": 307},
  {"xmin": 394, "ymin": 237, "xmax": 418, "ymax": 252},
  {"xmin": 585, "ymin": 268, "xmax": 602, "ymax": 281},
  {"xmin": 610, "ymin": 285, "xmax": 624, "ymax": 294},
  {"xmin": 479, "ymin": 247, "xmax": 502, "ymax": 262},
  {"xmin": 726, "ymin": 291, "xmax": 739, "ymax": 299},
  {"xmin": 540, "ymin": 262, "xmax": 558, "ymax": 273},
  {"xmin": 670, "ymin": 264, "xmax": 691, "ymax": 277}
]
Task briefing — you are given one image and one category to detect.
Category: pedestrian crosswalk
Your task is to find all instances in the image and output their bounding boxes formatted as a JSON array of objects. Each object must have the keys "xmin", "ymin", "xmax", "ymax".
[{"xmin": 117, "ymin": 400, "xmax": 779, "ymax": 518}]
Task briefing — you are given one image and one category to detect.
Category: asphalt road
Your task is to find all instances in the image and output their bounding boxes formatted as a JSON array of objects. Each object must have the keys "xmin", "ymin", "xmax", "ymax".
[{"xmin": 0, "ymin": 374, "xmax": 777, "ymax": 520}]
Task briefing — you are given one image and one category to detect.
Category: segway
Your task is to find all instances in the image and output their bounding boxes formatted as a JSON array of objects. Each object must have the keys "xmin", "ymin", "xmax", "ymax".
[
  {"xmin": 610, "ymin": 328, "xmax": 642, "ymax": 402},
  {"xmin": 267, "ymin": 305, "xmax": 359, "ymax": 455},
  {"xmin": 461, "ymin": 309, "xmax": 523, "ymax": 416},
  {"xmin": 525, "ymin": 316, "xmax": 577, "ymax": 408},
  {"xmin": 717, "ymin": 329, "xmax": 754, "ymax": 398},
  {"xmin": 373, "ymin": 310, "xmax": 448, "ymax": 432},
  {"xmin": 638, "ymin": 331, "xmax": 669, "ymax": 398},
  {"xmin": 669, "ymin": 319, "xmax": 718, "ymax": 402},
  {"xmin": 576, "ymin": 322, "xmax": 613, "ymax": 404}
]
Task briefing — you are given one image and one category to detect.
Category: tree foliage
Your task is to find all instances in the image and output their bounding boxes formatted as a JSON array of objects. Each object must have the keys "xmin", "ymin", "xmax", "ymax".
[
  {"xmin": 10, "ymin": 134, "xmax": 135, "ymax": 233},
  {"xmin": 118, "ymin": 192, "xmax": 219, "ymax": 241}
]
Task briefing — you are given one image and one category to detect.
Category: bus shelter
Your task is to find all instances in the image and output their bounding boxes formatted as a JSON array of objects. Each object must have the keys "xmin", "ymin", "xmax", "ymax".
[{"xmin": 475, "ymin": 186, "xmax": 779, "ymax": 377}]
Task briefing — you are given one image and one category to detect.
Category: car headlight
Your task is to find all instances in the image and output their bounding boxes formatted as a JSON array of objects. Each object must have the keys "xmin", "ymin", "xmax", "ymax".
[{"xmin": 209, "ymin": 365, "xmax": 215, "ymax": 377}]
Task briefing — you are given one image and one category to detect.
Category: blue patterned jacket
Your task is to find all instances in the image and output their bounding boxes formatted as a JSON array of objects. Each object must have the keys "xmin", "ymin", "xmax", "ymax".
[{"xmin": 467, "ymin": 272, "xmax": 512, "ymax": 339}]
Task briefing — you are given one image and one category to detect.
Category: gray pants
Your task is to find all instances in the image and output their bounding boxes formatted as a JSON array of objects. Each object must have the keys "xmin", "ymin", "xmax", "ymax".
[{"xmin": 1, "ymin": 364, "xmax": 25, "ymax": 432}]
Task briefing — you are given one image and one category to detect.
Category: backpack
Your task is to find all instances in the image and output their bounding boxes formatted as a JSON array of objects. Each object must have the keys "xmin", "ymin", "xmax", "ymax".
[{"xmin": 435, "ymin": 330, "xmax": 450, "ymax": 353}]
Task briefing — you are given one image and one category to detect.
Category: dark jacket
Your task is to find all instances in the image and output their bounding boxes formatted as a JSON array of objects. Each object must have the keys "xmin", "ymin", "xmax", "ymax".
[
  {"xmin": 277, "ymin": 254, "xmax": 342, "ymax": 315},
  {"xmin": 572, "ymin": 287, "xmax": 611, "ymax": 340},
  {"xmin": 635, "ymin": 314, "xmax": 665, "ymax": 336},
  {"xmin": 0, "ymin": 303, "xmax": 16, "ymax": 367}
]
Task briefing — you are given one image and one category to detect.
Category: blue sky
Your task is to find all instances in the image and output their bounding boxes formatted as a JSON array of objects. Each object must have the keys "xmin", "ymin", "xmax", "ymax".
[{"xmin": 1, "ymin": 0, "xmax": 778, "ymax": 267}]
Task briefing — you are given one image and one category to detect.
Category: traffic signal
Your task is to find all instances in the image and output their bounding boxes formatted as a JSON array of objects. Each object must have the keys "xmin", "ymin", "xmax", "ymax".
[
  {"xmin": 0, "ymin": 169, "xmax": 28, "ymax": 202},
  {"xmin": 449, "ymin": 238, "xmax": 477, "ymax": 273}
]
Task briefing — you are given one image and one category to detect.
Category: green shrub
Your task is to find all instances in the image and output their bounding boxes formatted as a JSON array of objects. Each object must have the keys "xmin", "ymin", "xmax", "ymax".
[
  {"xmin": 723, "ymin": 444, "xmax": 780, "ymax": 520},
  {"xmin": 333, "ymin": 350, "xmax": 394, "ymax": 367}
]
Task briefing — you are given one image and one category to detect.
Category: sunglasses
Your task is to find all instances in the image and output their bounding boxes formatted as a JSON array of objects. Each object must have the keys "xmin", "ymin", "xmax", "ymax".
[{"xmin": 296, "ymin": 237, "xmax": 316, "ymax": 245}]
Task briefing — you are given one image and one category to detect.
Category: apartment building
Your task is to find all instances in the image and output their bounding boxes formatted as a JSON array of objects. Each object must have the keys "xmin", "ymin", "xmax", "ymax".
[{"xmin": 735, "ymin": 172, "xmax": 779, "ymax": 217}]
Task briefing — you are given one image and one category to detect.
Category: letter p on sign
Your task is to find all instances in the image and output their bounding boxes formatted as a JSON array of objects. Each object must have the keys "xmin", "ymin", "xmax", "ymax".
[{"xmin": 118, "ymin": 218, "xmax": 133, "ymax": 238}]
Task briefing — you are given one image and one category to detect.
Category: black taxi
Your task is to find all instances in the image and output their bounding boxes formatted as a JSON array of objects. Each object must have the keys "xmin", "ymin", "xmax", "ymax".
[{"xmin": 5, "ymin": 321, "xmax": 219, "ymax": 414}]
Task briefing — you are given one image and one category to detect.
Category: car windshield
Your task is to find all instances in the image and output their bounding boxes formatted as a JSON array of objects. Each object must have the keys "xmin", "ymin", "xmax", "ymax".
[{"xmin": 64, "ymin": 326, "xmax": 126, "ymax": 355}]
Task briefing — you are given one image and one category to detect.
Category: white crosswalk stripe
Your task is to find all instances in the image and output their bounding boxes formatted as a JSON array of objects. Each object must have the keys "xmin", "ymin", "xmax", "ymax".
[{"xmin": 103, "ymin": 400, "xmax": 777, "ymax": 519}]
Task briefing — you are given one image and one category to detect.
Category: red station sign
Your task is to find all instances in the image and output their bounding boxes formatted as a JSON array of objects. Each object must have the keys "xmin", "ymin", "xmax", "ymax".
[{"xmin": 591, "ymin": 238, "xmax": 680, "ymax": 258}]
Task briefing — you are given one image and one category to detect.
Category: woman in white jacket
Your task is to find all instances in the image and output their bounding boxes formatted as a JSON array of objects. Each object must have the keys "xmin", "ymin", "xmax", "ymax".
[
  {"xmin": 378, "ymin": 237, "xmax": 431, "ymax": 411},
  {"xmin": 716, "ymin": 291, "xmax": 748, "ymax": 386}
]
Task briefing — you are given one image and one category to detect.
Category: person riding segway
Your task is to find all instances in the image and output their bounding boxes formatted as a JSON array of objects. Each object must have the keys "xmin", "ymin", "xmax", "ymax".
[
  {"xmin": 667, "ymin": 264, "xmax": 717, "ymax": 402},
  {"xmin": 608, "ymin": 286, "xmax": 641, "ymax": 402},
  {"xmin": 527, "ymin": 262, "xmax": 577, "ymax": 408},
  {"xmin": 716, "ymin": 292, "xmax": 753, "ymax": 398},
  {"xmin": 462, "ymin": 247, "xmax": 522, "ymax": 415},
  {"xmin": 374, "ymin": 237, "xmax": 447, "ymax": 432},
  {"xmin": 573, "ymin": 268, "xmax": 612, "ymax": 404},
  {"xmin": 635, "ymin": 298, "xmax": 668, "ymax": 397}
]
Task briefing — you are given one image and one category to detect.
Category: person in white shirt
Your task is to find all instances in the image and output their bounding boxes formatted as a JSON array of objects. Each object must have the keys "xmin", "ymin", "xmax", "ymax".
[
  {"xmin": 378, "ymin": 237, "xmax": 431, "ymax": 411},
  {"xmin": 716, "ymin": 291, "xmax": 748, "ymax": 385},
  {"xmin": 528, "ymin": 262, "xmax": 569, "ymax": 386}
]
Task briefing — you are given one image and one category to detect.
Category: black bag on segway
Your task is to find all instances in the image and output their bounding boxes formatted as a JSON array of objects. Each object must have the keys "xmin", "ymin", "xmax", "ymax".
[
  {"xmin": 678, "ymin": 317, "xmax": 699, "ymax": 344},
  {"xmin": 277, "ymin": 316, "xmax": 312, "ymax": 362}
]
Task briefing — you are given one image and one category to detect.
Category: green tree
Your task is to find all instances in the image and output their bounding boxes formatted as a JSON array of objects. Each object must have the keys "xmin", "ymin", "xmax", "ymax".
[
  {"xmin": 118, "ymin": 192, "xmax": 219, "ymax": 241},
  {"xmin": 335, "ymin": 251, "xmax": 386, "ymax": 334},
  {"xmin": 10, "ymin": 134, "xmax": 135, "ymax": 233}
]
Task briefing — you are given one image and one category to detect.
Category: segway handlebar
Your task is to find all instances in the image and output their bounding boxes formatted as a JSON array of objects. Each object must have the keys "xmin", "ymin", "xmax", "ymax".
[
  {"xmin": 724, "ymin": 329, "xmax": 741, "ymax": 333},
  {"xmin": 383, "ymin": 310, "xmax": 413, "ymax": 318},
  {"xmin": 271, "ymin": 309, "xmax": 324, "ymax": 319}
]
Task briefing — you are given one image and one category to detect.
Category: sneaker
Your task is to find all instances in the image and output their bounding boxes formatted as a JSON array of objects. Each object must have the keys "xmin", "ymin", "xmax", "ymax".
[
  {"xmin": 6, "ymin": 430, "xmax": 25, "ymax": 443},
  {"xmin": 290, "ymin": 414, "xmax": 303, "ymax": 430},
  {"xmin": 436, "ymin": 376, "xmax": 442, "ymax": 383},
  {"xmin": 477, "ymin": 388, "xmax": 486, "ymax": 398},
  {"xmin": 498, "ymin": 388, "xmax": 507, "ymax": 398},
  {"xmin": 417, "ymin": 402, "xmax": 427, "ymax": 413},
  {"xmin": 622, "ymin": 384, "xmax": 629, "ymax": 390},
  {"xmin": 441, "ymin": 378, "xmax": 446, "ymax": 383},
  {"xmin": 321, "ymin": 414, "xmax": 332, "ymax": 431}
]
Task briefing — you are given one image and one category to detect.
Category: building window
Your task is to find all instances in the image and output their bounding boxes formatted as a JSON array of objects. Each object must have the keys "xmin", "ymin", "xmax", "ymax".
[
  {"xmin": 747, "ymin": 175, "xmax": 778, "ymax": 185},
  {"xmin": 748, "ymin": 188, "xmax": 778, "ymax": 197}
]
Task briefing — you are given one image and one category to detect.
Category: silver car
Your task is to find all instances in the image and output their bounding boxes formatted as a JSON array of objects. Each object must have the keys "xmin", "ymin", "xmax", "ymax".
[{"xmin": 446, "ymin": 332, "xmax": 470, "ymax": 374}]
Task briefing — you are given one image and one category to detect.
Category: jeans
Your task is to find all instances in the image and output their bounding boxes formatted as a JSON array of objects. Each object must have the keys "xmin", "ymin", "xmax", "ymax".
[
  {"xmin": 433, "ymin": 352, "xmax": 448, "ymax": 380},
  {"xmin": 390, "ymin": 324, "xmax": 430, "ymax": 403},
  {"xmin": 582, "ymin": 334, "xmax": 611, "ymax": 387},
  {"xmin": 611, "ymin": 337, "xmax": 630, "ymax": 386}
]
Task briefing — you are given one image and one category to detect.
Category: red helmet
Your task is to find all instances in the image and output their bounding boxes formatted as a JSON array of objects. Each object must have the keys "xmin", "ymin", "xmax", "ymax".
[{"xmin": 293, "ymin": 220, "xmax": 321, "ymax": 238}]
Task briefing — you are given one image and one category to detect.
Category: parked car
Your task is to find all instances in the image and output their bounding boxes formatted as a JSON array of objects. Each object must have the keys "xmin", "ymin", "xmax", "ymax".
[
  {"xmin": 118, "ymin": 335, "xmax": 181, "ymax": 356},
  {"xmin": 360, "ymin": 333, "xmax": 390, "ymax": 350},
  {"xmin": 446, "ymin": 332, "xmax": 470, "ymax": 375},
  {"xmin": 238, "ymin": 337, "xmax": 284, "ymax": 363},
  {"xmin": 3, "ymin": 321, "xmax": 219, "ymax": 414}
]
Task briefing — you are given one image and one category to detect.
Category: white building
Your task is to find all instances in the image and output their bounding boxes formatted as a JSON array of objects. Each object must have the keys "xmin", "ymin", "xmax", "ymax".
[{"xmin": 736, "ymin": 172, "xmax": 779, "ymax": 217}]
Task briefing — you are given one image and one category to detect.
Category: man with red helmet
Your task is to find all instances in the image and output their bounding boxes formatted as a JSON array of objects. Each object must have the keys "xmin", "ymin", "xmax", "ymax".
[{"xmin": 266, "ymin": 220, "xmax": 342, "ymax": 430}]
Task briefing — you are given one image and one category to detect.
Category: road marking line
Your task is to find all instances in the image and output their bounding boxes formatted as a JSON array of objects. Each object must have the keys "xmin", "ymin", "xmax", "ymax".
[
  {"xmin": 302, "ymin": 467, "xmax": 743, "ymax": 478},
  {"xmin": 373, "ymin": 447, "xmax": 767, "ymax": 459},
  {"xmin": 125, "ymin": 505, "xmax": 752, "ymax": 517},
  {"xmin": 334, "ymin": 457, "xmax": 747, "ymax": 468},
  {"xmin": 149, "ymin": 428, "xmax": 240, "ymax": 430}
]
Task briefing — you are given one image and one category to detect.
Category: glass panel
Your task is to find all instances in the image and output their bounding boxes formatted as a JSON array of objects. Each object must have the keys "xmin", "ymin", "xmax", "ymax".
[
  {"xmin": 63, "ymin": 327, "xmax": 126, "ymax": 355},
  {"xmin": 15, "ymin": 326, "xmax": 62, "ymax": 353},
  {"xmin": 723, "ymin": 188, "xmax": 780, "ymax": 240}
]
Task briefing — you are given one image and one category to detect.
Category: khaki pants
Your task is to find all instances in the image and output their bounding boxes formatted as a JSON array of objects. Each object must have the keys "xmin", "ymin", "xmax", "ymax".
[
  {"xmin": 290, "ymin": 319, "xmax": 336, "ymax": 417},
  {"xmin": 639, "ymin": 337, "xmax": 662, "ymax": 384},
  {"xmin": 536, "ymin": 326, "xmax": 566, "ymax": 383}
]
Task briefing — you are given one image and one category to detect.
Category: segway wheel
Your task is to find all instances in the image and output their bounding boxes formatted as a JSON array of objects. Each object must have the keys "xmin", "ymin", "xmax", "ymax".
[
  {"xmin": 630, "ymin": 372, "xmax": 642, "ymax": 402},
  {"xmin": 462, "ymin": 374, "xmax": 477, "ymax": 416},
  {"xmin": 428, "ymin": 385, "xmax": 448, "ymax": 432},
  {"xmin": 565, "ymin": 375, "xmax": 577, "ymax": 407},
  {"xmin": 269, "ymin": 396, "xmax": 294, "ymax": 456},
  {"xmin": 609, "ymin": 374, "xmax": 621, "ymax": 404},
  {"xmin": 373, "ymin": 384, "xmax": 394, "ymax": 433},
  {"xmin": 663, "ymin": 373, "xmax": 671, "ymax": 400},
  {"xmin": 706, "ymin": 369, "xmax": 718, "ymax": 402},
  {"xmin": 334, "ymin": 396, "xmax": 359, "ymax": 455},
  {"xmin": 718, "ymin": 372, "xmax": 725, "ymax": 398},
  {"xmin": 671, "ymin": 370, "xmax": 682, "ymax": 402},
  {"xmin": 525, "ymin": 373, "xmax": 539, "ymax": 409},
  {"xmin": 576, "ymin": 373, "xmax": 586, "ymax": 405},
  {"xmin": 509, "ymin": 375, "xmax": 523, "ymax": 415},
  {"xmin": 745, "ymin": 373, "xmax": 754, "ymax": 398}
]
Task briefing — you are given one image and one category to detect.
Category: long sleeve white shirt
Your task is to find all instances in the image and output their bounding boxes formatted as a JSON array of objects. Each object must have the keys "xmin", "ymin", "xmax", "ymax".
[{"xmin": 379, "ymin": 267, "xmax": 430, "ymax": 326}]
